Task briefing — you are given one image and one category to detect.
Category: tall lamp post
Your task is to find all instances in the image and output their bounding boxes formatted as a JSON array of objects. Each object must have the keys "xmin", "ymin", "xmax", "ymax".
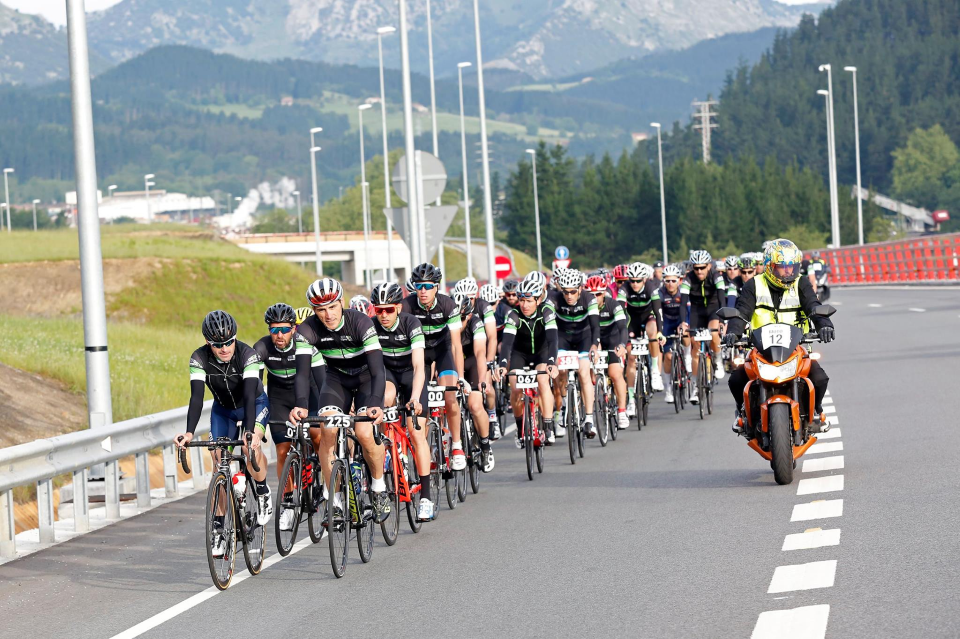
[
  {"xmin": 359, "ymin": 103, "xmax": 374, "ymax": 288},
  {"xmin": 144, "ymin": 173, "xmax": 155, "ymax": 223},
  {"xmin": 844, "ymin": 65, "xmax": 865, "ymax": 245},
  {"xmin": 309, "ymin": 135, "xmax": 324, "ymax": 276},
  {"xmin": 472, "ymin": 0, "xmax": 497, "ymax": 283},
  {"xmin": 817, "ymin": 89, "xmax": 840, "ymax": 248},
  {"xmin": 106, "ymin": 185, "xmax": 117, "ymax": 225},
  {"xmin": 651, "ymin": 123, "xmax": 668, "ymax": 263},
  {"xmin": 3, "ymin": 167, "xmax": 13, "ymax": 232},
  {"xmin": 293, "ymin": 190, "xmax": 302, "ymax": 233},
  {"xmin": 397, "ymin": 0, "xmax": 421, "ymax": 266},
  {"xmin": 525, "ymin": 149, "xmax": 543, "ymax": 272},
  {"xmin": 32, "ymin": 199, "xmax": 40, "ymax": 231},
  {"xmin": 819, "ymin": 64, "xmax": 840, "ymax": 247},
  {"xmin": 457, "ymin": 61, "xmax": 474, "ymax": 278},
  {"xmin": 376, "ymin": 26, "xmax": 396, "ymax": 280}
]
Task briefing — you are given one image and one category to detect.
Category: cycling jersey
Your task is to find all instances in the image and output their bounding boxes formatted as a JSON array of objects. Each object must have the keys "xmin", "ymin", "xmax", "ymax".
[
  {"xmin": 680, "ymin": 267, "xmax": 725, "ymax": 323},
  {"xmin": 617, "ymin": 280, "xmax": 663, "ymax": 333},
  {"xmin": 401, "ymin": 294, "xmax": 461, "ymax": 349},
  {"xmin": 498, "ymin": 305, "xmax": 559, "ymax": 368},
  {"xmin": 494, "ymin": 299, "xmax": 515, "ymax": 333},
  {"xmin": 597, "ymin": 295, "xmax": 627, "ymax": 350},
  {"xmin": 658, "ymin": 286, "xmax": 685, "ymax": 326},
  {"xmin": 294, "ymin": 309, "xmax": 385, "ymax": 409},
  {"xmin": 187, "ymin": 341, "xmax": 264, "ymax": 434},
  {"xmin": 545, "ymin": 289, "xmax": 601, "ymax": 348},
  {"xmin": 374, "ymin": 312, "xmax": 425, "ymax": 373},
  {"xmin": 474, "ymin": 297, "xmax": 496, "ymax": 328},
  {"xmin": 725, "ymin": 275, "xmax": 746, "ymax": 307},
  {"xmin": 460, "ymin": 312, "xmax": 487, "ymax": 387},
  {"xmin": 254, "ymin": 335, "xmax": 324, "ymax": 443}
]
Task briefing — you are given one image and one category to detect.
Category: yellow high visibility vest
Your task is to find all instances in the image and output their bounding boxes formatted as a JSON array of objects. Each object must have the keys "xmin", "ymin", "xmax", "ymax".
[{"xmin": 751, "ymin": 276, "xmax": 810, "ymax": 332}]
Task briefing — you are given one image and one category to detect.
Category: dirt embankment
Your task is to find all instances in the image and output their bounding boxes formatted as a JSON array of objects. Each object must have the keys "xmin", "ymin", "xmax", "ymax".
[{"xmin": 0, "ymin": 362, "xmax": 87, "ymax": 448}]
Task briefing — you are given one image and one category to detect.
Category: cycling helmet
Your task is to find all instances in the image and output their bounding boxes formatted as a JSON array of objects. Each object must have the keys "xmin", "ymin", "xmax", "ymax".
[
  {"xmin": 612, "ymin": 264, "xmax": 628, "ymax": 281},
  {"xmin": 555, "ymin": 268, "xmax": 583, "ymax": 290},
  {"xmin": 724, "ymin": 255, "xmax": 740, "ymax": 269},
  {"xmin": 502, "ymin": 279, "xmax": 519, "ymax": 294},
  {"xmin": 349, "ymin": 295, "xmax": 373, "ymax": 317},
  {"xmin": 453, "ymin": 277, "xmax": 479, "ymax": 296},
  {"xmin": 690, "ymin": 250, "xmax": 712, "ymax": 265},
  {"xmin": 763, "ymin": 238, "xmax": 803, "ymax": 289},
  {"xmin": 653, "ymin": 260, "xmax": 664, "ymax": 269},
  {"xmin": 596, "ymin": 267, "xmax": 610, "ymax": 277},
  {"xmin": 264, "ymin": 303, "xmax": 296, "ymax": 325},
  {"xmin": 478, "ymin": 284, "xmax": 500, "ymax": 304},
  {"xmin": 715, "ymin": 260, "xmax": 726, "ymax": 271},
  {"xmin": 625, "ymin": 262, "xmax": 651, "ymax": 280},
  {"xmin": 811, "ymin": 250, "xmax": 821, "ymax": 260},
  {"xmin": 295, "ymin": 307, "xmax": 313, "ymax": 325},
  {"xmin": 662, "ymin": 264, "xmax": 683, "ymax": 278},
  {"xmin": 411, "ymin": 262, "xmax": 442, "ymax": 284},
  {"xmin": 202, "ymin": 310, "xmax": 237, "ymax": 343},
  {"xmin": 404, "ymin": 277, "xmax": 416, "ymax": 294},
  {"xmin": 371, "ymin": 282, "xmax": 404, "ymax": 305},
  {"xmin": 306, "ymin": 278, "xmax": 343, "ymax": 307},
  {"xmin": 524, "ymin": 270, "xmax": 546, "ymax": 289},
  {"xmin": 738, "ymin": 253, "xmax": 755, "ymax": 268},
  {"xmin": 584, "ymin": 275, "xmax": 606, "ymax": 293},
  {"xmin": 452, "ymin": 291, "xmax": 475, "ymax": 317},
  {"xmin": 517, "ymin": 278, "xmax": 543, "ymax": 298}
]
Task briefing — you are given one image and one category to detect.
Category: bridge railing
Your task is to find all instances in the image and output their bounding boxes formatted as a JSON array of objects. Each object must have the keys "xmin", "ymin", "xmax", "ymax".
[
  {"xmin": 812, "ymin": 233, "xmax": 960, "ymax": 284},
  {"xmin": 0, "ymin": 401, "xmax": 213, "ymax": 559}
]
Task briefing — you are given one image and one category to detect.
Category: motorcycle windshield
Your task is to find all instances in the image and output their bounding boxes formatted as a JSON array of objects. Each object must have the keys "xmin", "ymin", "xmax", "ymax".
[{"xmin": 752, "ymin": 324, "xmax": 803, "ymax": 364}]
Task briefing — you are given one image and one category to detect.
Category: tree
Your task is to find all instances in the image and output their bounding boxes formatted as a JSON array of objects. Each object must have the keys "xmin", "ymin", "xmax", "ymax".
[{"xmin": 891, "ymin": 125, "xmax": 960, "ymax": 209}]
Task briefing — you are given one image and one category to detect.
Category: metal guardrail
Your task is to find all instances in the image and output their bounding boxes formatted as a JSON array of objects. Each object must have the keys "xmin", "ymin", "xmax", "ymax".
[{"xmin": 0, "ymin": 401, "xmax": 213, "ymax": 559}]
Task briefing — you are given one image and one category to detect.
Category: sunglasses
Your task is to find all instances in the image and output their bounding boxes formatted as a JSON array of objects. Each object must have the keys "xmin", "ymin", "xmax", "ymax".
[
  {"xmin": 742, "ymin": 269, "xmax": 755, "ymax": 275},
  {"xmin": 664, "ymin": 278, "xmax": 680, "ymax": 284},
  {"xmin": 693, "ymin": 265, "xmax": 708, "ymax": 272},
  {"xmin": 208, "ymin": 338, "xmax": 235, "ymax": 349},
  {"xmin": 518, "ymin": 293, "xmax": 536, "ymax": 299},
  {"xmin": 414, "ymin": 283, "xmax": 436, "ymax": 291},
  {"xmin": 629, "ymin": 279, "xmax": 644, "ymax": 283},
  {"xmin": 504, "ymin": 292, "xmax": 518, "ymax": 297},
  {"xmin": 374, "ymin": 306, "xmax": 397, "ymax": 315},
  {"xmin": 268, "ymin": 326, "xmax": 294, "ymax": 335},
  {"xmin": 561, "ymin": 288, "xmax": 580, "ymax": 295}
]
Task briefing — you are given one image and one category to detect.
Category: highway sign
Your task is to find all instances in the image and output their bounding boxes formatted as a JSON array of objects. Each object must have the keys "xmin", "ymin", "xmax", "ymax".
[
  {"xmin": 552, "ymin": 258, "xmax": 571, "ymax": 271},
  {"xmin": 392, "ymin": 152, "xmax": 447, "ymax": 204},
  {"xmin": 494, "ymin": 255, "xmax": 513, "ymax": 279},
  {"xmin": 555, "ymin": 245, "xmax": 569, "ymax": 260},
  {"xmin": 384, "ymin": 205, "xmax": 459, "ymax": 262}
]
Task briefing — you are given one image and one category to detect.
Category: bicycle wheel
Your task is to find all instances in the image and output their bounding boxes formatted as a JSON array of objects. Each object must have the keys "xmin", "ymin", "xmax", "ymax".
[
  {"xmin": 638, "ymin": 363, "xmax": 649, "ymax": 430},
  {"xmin": 468, "ymin": 423, "xmax": 481, "ymax": 494},
  {"xmin": 566, "ymin": 385, "xmax": 578, "ymax": 465},
  {"xmin": 306, "ymin": 455, "xmax": 325, "ymax": 544},
  {"xmin": 608, "ymin": 380, "xmax": 619, "ymax": 441},
  {"xmin": 205, "ymin": 471, "xmax": 236, "ymax": 591},
  {"xmin": 706, "ymin": 355, "xmax": 714, "ymax": 415},
  {"xmin": 327, "ymin": 459, "xmax": 350, "ymax": 578},
  {"xmin": 595, "ymin": 380, "xmax": 609, "ymax": 447},
  {"xmin": 524, "ymin": 401, "xmax": 535, "ymax": 481},
  {"xmin": 697, "ymin": 354, "xmax": 706, "ymax": 420},
  {"xmin": 457, "ymin": 410, "xmax": 470, "ymax": 502},
  {"xmin": 240, "ymin": 475, "xmax": 265, "ymax": 576},
  {"xmin": 406, "ymin": 473, "xmax": 422, "ymax": 534},
  {"xmin": 274, "ymin": 452, "xmax": 302, "ymax": 556},
  {"xmin": 380, "ymin": 452, "xmax": 400, "ymax": 546},
  {"xmin": 429, "ymin": 423, "xmax": 442, "ymax": 518},
  {"xmin": 535, "ymin": 411, "xmax": 545, "ymax": 473},
  {"xmin": 576, "ymin": 390, "xmax": 585, "ymax": 458},
  {"xmin": 356, "ymin": 463, "xmax": 374, "ymax": 564},
  {"xmin": 444, "ymin": 429, "xmax": 458, "ymax": 511}
]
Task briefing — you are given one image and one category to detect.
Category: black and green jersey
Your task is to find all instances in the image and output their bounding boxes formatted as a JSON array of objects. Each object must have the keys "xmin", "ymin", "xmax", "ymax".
[
  {"xmin": 498, "ymin": 304, "xmax": 559, "ymax": 366},
  {"xmin": 254, "ymin": 335, "xmax": 323, "ymax": 406},
  {"xmin": 189, "ymin": 340, "xmax": 263, "ymax": 410},
  {"xmin": 680, "ymin": 267, "xmax": 725, "ymax": 308},
  {"xmin": 295, "ymin": 309, "xmax": 382, "ymax": 375},
  {"xmin": 618, "ymin": 279, "xmax": 664, "ymax": 332},
  {"xmin": 597, "ymin": 296, "xmax": 628, "ymax": 349},
  {"xmin": 374, "ymin": 312, "xmax": 425, "ymax": 372},
  {"xmin": 401, "ymin": 293, "xmax": 462, "ymax": 350},
  {"xmin": 545, "ymin": 289, "xmax": 600, "ymax": 345},
  {"xmin": 460, "ymin": 312, "xmax": 487, "ymax": 356}
]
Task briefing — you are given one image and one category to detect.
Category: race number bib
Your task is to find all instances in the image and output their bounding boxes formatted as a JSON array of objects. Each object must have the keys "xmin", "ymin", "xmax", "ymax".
[
  {"xmin": 631, "ymin": 338, "xmax": 649, "ymax": 355},
  {"xmin": 594, "ymin": 351, "xmax": 608, "ymax": 370},
  {"xmin": 383, "ymin": 406, "xmax": 399, "ymax": 423},
  {"xmin": 325, "ymin": 414, "xmax": 350, "ymax": 429},
  {"xmin": 285, "ymin": 422, "xmax": 310, "ymax": 440},
  {"xmin": 693, "ymin": 330, "xmax": 712, "ymax": 342},
  {"xmin": 427, "ymin": 385, "xmax": 446, "ymax": 408},
  {"xmin": 760, "ymin": 324, "xmax": 792, "ymax": 350},
  {"xmin": 514, "ymin": 371, "xmax": 538, "ymax": 389},
  {"xmin": 557, "ymin": 350, "xmax": 579, "ymax": 371}
]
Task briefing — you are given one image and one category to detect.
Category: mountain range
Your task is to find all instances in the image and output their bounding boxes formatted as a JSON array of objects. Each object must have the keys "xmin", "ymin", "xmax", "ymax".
[{"xmin": 0, "ymin": 0, "xmax": 831, "ymax": 85}]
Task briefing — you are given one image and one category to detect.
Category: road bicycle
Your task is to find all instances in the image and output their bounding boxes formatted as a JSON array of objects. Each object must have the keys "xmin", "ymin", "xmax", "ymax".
[
  {"xmin": 508, "ymin": 368, "xmax": 548, "ymax": 481},
  {"xmin": 591, "ymin": 350, "xmax": 613, "ymax": 446},
  {"xmin": 425, "ymin": 382, "xmax": 464, "ymax": 512},
  {"xmin": 557, "ymin": 349, "xmax": 586, "ymax": 464},
  {"xmin": 665, "ymin": 331, "xmax": 689, "ymax": 414},
  {"xmin": 488, "ymin": 361, "xmax": 510, "ymax": 437},
  {"xmin": 266, "ymin": 419, "xmax": 324, "ymax": 556},
  {"xmin": 688, "ymin": 329, "xmax": 718, "ymax": 419},
  {"xmin": 630, "ymin": 336, "xmax": 653, "ymax": 429},
  {"xmin": 379, "ymin": 401, "xmax": 422, "ymax": 541},
  {"xmin": 178, "ymin": 433, "xmax": 264, "ymax": 591},
  {"xmin": 459, "ymin": 382, "xmax": 485, "ymax": 497}
]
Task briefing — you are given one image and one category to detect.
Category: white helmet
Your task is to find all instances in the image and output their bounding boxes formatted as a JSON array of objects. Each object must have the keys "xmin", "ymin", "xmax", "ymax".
[
  {"xmin": 524, "ymin": 271, "xmax": 546, "ymax": 289},
  {"xmin": 453, "ymin": 277, "xmax": 479, "ymax": 296},
  {"xmin": 478, "ymin": 284, "xmax": 500, "ymax": 304},
  {"xmin": 663, "ymin": 264, "xmax": 683, "ymax": 278},
  {"xmin": 626, "ymin": 262, "xmax": 651, "ymax": 279},
  {"xmin": 555, "ymin": 269, "xmax": 583, "ymax": 290},
  {"xmin": 517, "ymin": 278, "xmax": 543, "ymax": 298},
  {"xmin": 690, "ymin": 250, "xmax": 712, "ymax": 265},
  {"xmin": 306, "ymin": 278, "xmax": 343, "ymax": 307}
]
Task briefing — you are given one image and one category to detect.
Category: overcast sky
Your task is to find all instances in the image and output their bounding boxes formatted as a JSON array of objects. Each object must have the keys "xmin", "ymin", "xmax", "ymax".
[{"xmin": 6, "ymin": 0, "xmax": 124, "ymax": 26}]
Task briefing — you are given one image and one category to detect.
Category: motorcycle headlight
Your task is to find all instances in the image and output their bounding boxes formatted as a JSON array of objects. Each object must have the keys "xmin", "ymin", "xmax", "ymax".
[{"xmin": 756, "ymin": 358, "xmax": 799, "ymax": 383}]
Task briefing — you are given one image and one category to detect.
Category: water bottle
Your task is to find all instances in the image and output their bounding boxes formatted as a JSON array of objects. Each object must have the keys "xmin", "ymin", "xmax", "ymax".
[
  {"xmin": 232, "ymin": 472, "xmax": 246, "ymax": 501},
  {"xmin": 400, "ymin": 452, "xmax": 410, "ymax": 481},
  {"xmin": 349, "ymin": 460, "xmax": 363, "ymax": 497},
  {"xmin": 384, "ymin": 448, "xmax": 392, "ymax": 474},
  {"xmin": 442, "ymin": 429, "xmax": 451, "ymax": 454}
]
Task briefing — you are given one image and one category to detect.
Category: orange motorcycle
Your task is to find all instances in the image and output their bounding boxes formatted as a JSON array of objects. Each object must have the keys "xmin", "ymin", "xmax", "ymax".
[{"xmin": 718, "ymin": 305, "xmax": 836, "ymax": 485}]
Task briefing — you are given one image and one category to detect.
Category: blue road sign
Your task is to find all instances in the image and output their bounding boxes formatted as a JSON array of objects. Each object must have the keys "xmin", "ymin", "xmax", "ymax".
[{"xmin": 555, "ymin": 245, "xmax": 569, "ymax": 260}]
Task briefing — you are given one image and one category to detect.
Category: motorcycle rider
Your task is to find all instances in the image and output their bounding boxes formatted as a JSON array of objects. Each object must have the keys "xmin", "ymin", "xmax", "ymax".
[{"xmin": 723, "ymin": 239, "xmax": 835, "ymax": 434}]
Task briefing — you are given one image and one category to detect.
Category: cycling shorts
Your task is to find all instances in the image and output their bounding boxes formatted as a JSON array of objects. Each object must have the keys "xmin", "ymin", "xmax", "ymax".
[
  {"xmin": 463, "ymin": 355, "xmax": 482, "ymax": 389},
  {"xmin": 688, "ymin": 301, "xmax": 719, "ymax": 330},
  {"xmin": 508, "ymin": 347, "xmax": 550, "ymax": 372},
  {"xmin": 384, "ymin": 366, "xmax": 429, "ymax": 412},
  {"xmin": 317, "ymin": 367, "xmax": 375, "ymax": 415},
  {"xmin": 605, "ymin": 350, "xmax": 624, "ymax": 369},
  {"xmin": 211, "ymin": 392, "xmax": 269, "ymax": 440},
  {"xmin": 558, "ymin": 330, "xmax": 592, "ymax": 355},
  {"xmin": 626, "ymin": 306, "xmax": 657, "ymax": 331},
  {"xmin": 423, "ymin": 342, "xmax": 458, "ymax": 380},
  {"xmin": 662, "ymin": 318, "xmax": 683, "ymax": 351}
]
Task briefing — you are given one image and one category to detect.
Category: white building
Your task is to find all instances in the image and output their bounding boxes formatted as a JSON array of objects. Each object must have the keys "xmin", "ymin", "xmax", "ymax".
[{"xmin": 67, "ymin": 190, "xmax": 217, "ymax": 223}]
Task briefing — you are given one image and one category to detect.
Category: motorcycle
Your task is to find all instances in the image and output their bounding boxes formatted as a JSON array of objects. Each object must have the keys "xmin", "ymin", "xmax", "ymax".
[{"xmin": 718, "ymin": 305, "xmax": 836, "ymax": 485}]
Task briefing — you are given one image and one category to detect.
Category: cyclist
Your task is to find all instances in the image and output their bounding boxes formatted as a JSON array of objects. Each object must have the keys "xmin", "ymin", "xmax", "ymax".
[
  {"xmin": 349, "ymin": 294, "xmax": 376, "ymax": 318},
  {"xmin": 680, "ymin": 250, "xmax": 725, "ymax": 403},
  {"xmin": 723, "ymin": 239, "xmax": 834, "ymax": 433},
  {"xmin": 497, "ymin": 279, "xmax": 520, "ymax": 334},
  {"xmin": 804, "ymin": 250, "xmax": 829, "ymax": 294},
  {"xmin": 175, "ymin": 310, "xmax": 273, "ymax": 554},
  {"xmin": 401, "ymin": 263, "xmax": 468, "ymax": 472},
  {"xmin": 495, "ymin": 278, "xmax": 560, "ymax": 445},
  {"xmin": 652, "ymin": 261, "xmax": 664, "ymax": 287},
  {"xmin": 479, "ymin": 283, "xmax": 503, "ymax": 438},
  {"xmin": 585, "ymin": 275, "xmax": 629, "ymax": 429},
  {"xmin": 658, "ymin": 265, "xmax": 689, "ymax": 404},
  {"xmin": 288, "ymin": 279, "xmax": 390, "ymax": 523},
  {"xmin": 609, "ymin": 264, "xmax": 628, "ymax": 297},
  {"xmin": 722, "ymin": 256, "xmax": 740, "ymax": 306},
  {"xmin": 453, "ymin": 291, "xmax": 496, "ymax": 473},
  {"xmin": 618, "ymin": 262, "xmax": 666, "ymax": 399},
  {"xmin": 546, "ymin": 268, "xmax": 600, "ymax": 438},
  {"xmin": 254, "ymin": 303, "xmax": 326, "ymax": 532}
]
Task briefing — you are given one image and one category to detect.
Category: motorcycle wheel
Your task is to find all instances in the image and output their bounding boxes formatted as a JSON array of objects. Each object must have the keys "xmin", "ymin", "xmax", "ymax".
[{"xmin": 769, "ymin": 403, "xmax": 794, "ymax": 485}]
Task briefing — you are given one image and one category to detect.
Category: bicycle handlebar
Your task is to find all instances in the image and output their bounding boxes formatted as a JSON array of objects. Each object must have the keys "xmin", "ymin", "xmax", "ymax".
[{"xmin": 178, "ymin": 432, "xmax": 261, "ymax": 473}]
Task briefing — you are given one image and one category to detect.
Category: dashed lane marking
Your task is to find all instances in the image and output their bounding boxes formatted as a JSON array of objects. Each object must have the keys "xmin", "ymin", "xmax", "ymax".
[
  {"xmin": 908, "ymin": 308, "xmax": 926, "ymax": 313},
  {"xmin": 782, "ymin": 528, "xmax": 841, "ymax": 551},
  {"xmin": 767, "ymin": 560, "xmax": 837, "ymax": 593},
  {"xmin": 802, "ymin": 455, "xmax": 844, "ymax": 473},
  {"xmin": 797, "ymin": 475, "xmax": 844, "ymax": 496},
  {"xmin": 807, "ymin": 441, "xmax": 843, "ymax": 455},
  {"xmin": 791, "ymin": 499, "xmax": 843, "ymax": 522},
  {"xmin": 751, "ymin": 604, "xmax": 831, "ymax": 639},
  {"xmin": 868, "ymin": 303, "xmax": 882, "ymax": 308},
  {"xmin": 815, "ymin": 428, "xmax": 841, "ymax": 440}
]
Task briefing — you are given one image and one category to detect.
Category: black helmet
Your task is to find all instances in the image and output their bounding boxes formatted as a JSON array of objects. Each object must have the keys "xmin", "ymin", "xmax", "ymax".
[
  {"xmin": 653, "ymin": 260, "xmax": 664, "ymax": 269},
  {"xmin": 264, "ymin": 303, "xmax": 296, "ymax": 324},
  {"xmin": 502, "ymin": 279, "xmax": 519, "ymax": 294},
  {"xmin": 452, "ymin": 291, "xmax": 475, "ymax": 318},
  {"xmin": 371, "ymin": 282, "xmax": 404, "ymax": 305},
  {"xmin": 202, "ymin": 310, "xmax": 237, "ymax": 343},
  {"xmin": 411, "ymin": 262, "xmax": 442, "ymax": 284}
]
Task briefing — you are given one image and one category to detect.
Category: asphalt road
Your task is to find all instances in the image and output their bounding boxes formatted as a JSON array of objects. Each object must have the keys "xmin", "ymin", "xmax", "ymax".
[{"xmin": 1, "ymin": 286, "xmax": 958, "ymax": 639}]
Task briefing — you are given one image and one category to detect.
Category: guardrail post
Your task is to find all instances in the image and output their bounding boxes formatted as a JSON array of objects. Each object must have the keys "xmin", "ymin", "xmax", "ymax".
[
  {"xmin": 104, "ymin": 460, "xmax": 121, "ymax": 520},
  {"xmin": 37, "ymin": 479, "xmax": 55, "ymax": 544},
  {"xmin": 163, "ymin": 445, "xmax": 179, "ymax": 498},
  {"xmin": 73, "ymin": 468, "xmax": 89, "ymax": 532},
  {"xmin": 0, "ymin": 490, "xmax": 15, "ymax": 558},
  {"xmin": 191, "ymin": 447, "xmax": 207, "ymax": 490},
  {"xmin": 135, "ymin": 453, "xmax": 151, "ymax": 508}
]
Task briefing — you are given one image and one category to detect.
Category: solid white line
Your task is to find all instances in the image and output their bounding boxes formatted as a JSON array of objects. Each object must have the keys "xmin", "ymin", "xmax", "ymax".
[
  {"xmin": 752, "ymin": 604, "xmax": 830, "ymax": 639},
  {"xmin": 868, "ymin": 303, "xmax": 882, "ymax": 308},
  {"xmin": 797, "ymin": 475, "xmax": 844, "ymax": 496},
  {"xmin": 782, "ymin": 528, "xmax": 841, "ymax": 551},
  {"xmin": 908, "ymin": 308, "xmax": 926, "ymax": 313},
  {"xmin": 791, "ymin": 499, "xmax": 843, "ymax": 522},
  {"xmin": 768, "ymin": 560, "xmax": 837, "ymax": 593},
  {"xmin": 807, "ymin": 441, "xmax": 843, "ymax": 455},
  {"xmin": 815, "ymin": 428, "xmax": 841, "ymax": 440},
  {"xmin": 802, "ymin": 455, "xmax": 844, "ymax": 473}
]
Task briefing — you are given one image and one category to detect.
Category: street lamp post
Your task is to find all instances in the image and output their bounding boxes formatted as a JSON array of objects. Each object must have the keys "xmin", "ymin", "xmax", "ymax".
[
  {"xmin": 293, "ymin": 190, "xmax": 302, "ymax": 233},
  {"xmin": 425, "ymin": 0, "xmax": 441, "ymax": 208},
  {"xmin": 359, "ymin": 103, "xmax": 374, "ymax": 288},
  {"xmin": 32, "ymin": 199, "xmax": 40, "ymax": 231},
  {"xmin": 3, "ymin": 167, "xmax": 13, "ymax": 232},
  {"xmin": 377, "ymin": 26, "xmax": 397, "ymax": 280},
  {"xmin": 309, "ymin": 129, "xmax": 324, "ymax": 276},
  {"xmin": 816, "ymin": 89, "xmax": 840, "ymax": 247},
  {"xmin": 651, "ymin": 123, "xmax": 668, "ymax": 263},
  {"xmin": 472, "ymin": 0, "xmax": 497, "ymax": 283},
  {"xmin": 107, "ymin": 185, "xmax": 117, "ymax": 225},
  {"xmin": 144, "ymin": 173, "xmax": 155, "ymax": 223},
  {"xmin": 397, "ymin": 0, "xmax": 421, "ymax": 267},
  {"xmin": 845, "ymin": 66, "xmax": 865, "ymax": 245},
  {"xmin": 457, "ymin": 62, "xmax": 473, "ymax": 278},
  {"xmin": 525, "ymin": 149, "xmax": 543, "ymax": 272},
  {"xmin": 819, "ymin": 64, "xmax": 841, "ymax": 247}
]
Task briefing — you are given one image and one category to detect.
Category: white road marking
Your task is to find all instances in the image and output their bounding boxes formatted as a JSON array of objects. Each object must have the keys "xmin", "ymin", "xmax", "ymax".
[
  {"xmin": 791, "ymin": 499, "xmax": 843, "ymax": 522},
  {"xmin": 908, "ymin": 308, "xmax": 926, "ymax": 313},
  {"xmin": 831, "ymin": 301, "xmax": 843, "ymax": 305},
  {"xmin": 807, "ymin": 441, "xmax": 843, "ymax": 455},
  {"xmin": 782, "ymin": 528, "xmax": 841, "ymax": 551},
  {"xmin": 816, "ymin": 428, "xmax": 841, "ymax": 440},
  {"xmin": 868, "ymin": 303, "xmax": 882, "ymax": 308},
  {"xmin": 822, "ymin": 405, "xmax": 836, "ymax": 414},
  {"xmin": 797, "ymin": 475, "xmax": 844, "ymax": 496},
  {"xmin": 825, "ymin": 415, "xmax": 839, "ymax": 426},
  {"xmin": 752, "ymin": 604, "xmax": 830, "ymax": 639},
  {"xmin": 802, "ymin": 455, "xmax": 844, "ymax": 473},
  {"xmin": 768, "ymin": 560, "xmax": 837, "ymax": 593},
  {"xmin": 821, "ymin": 396, "xmax": 834, "ymax": 405}
]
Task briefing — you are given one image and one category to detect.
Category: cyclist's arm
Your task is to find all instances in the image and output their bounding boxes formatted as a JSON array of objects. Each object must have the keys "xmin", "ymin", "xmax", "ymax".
[
  {"xmin": 186, "ymin": 379, "xmax": 206, "ymax": 434},
  {"xmin": 241, "ymin": 353, "xmax": 262, "ymax": 433},
  {"xmin": 498, "ymin": 314, "xmax": 518, "ymax": 367},
  {"xmin": 411, "ymin": 347, "xmax": 426, "ymax": 403},
  {"xmin": 614, "ymin": 304, "xmax": 628, "ymax": 347},
  {"xmin": 310, "ymin": 350, "xmax": 326, "ymax": 393},
  {"xmin": 294, "ymin": 353, "xmax": 314, "ymax": 408},
  {"xmin": 679, "ymin": 280, "xmax": 691, "ymax": 324},
  {"xmin": 587, "ymin": 296, "xmax": 601, "ymax": 347},
  {"xmin": 650, "ymin": 292, "xmax": 663, "ymax": 333},
  {"xmin": 799, "ymin": 276, "xmax": 834, "ymax": 330},
  {"xmin": 725, "ymin": 281, "xmax": 738, "ymax": 308},
  {"xmin": 484, "ymin": 320, "xmax": 497, "ymax": 363},
  {"xmin": 473, "ymin": 331, "xmax": 487, "ymax": 372},
  {"xmin": 544, "ymin": 309, "xmax": 559, "ymax": 364}
]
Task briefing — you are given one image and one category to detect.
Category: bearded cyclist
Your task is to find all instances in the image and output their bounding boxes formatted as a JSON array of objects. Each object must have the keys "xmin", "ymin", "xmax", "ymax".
[
  {"xmin": 586, "ymin": 275, "xmax": 629, "ymax": 429},
  {"xmin": 680, "ymin": 250, "xmax": 725, "ymax": 403},
  {"xmin": 454, "ymin": 277, "xmax": 499, "ymax": 436},
  {"xmin": 618, "ymin": 262, "xmax": 666, "ymax": 399},
  {"xmin": 723, "ymin": 239, "xmax": 834, "ymax": 434},
  {"xmin": 453, "ymin": 291, "xmax": 496, "ymax": 472},
  {"xmin": 658, "ymin": 265, "xmax": 690, "ymax": 404}
]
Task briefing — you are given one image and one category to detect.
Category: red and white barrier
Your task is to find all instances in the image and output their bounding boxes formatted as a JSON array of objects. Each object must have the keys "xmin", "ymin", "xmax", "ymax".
[{"xmin": 810, "ymin": 234, "xmax": 960, "ymax": 284}]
